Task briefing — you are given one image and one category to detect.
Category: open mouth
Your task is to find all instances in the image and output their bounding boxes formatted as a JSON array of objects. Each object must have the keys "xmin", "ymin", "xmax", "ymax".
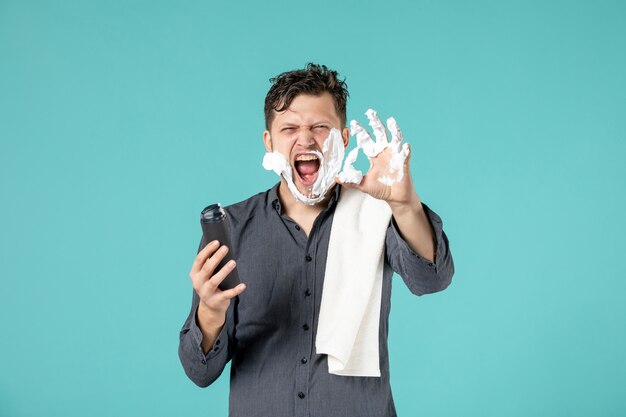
[{"xmin": 293, "ymin": 153, "xmax": 321, "ymax": 186}]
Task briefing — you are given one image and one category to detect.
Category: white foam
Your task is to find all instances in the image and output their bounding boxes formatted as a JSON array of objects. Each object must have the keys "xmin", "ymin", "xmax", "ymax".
[
  {"xmin": 262, "ymin": 128, "xmax": 345, "ymax": 205},
  {"xmin": 337, "ymin": 147, "xmax": 363, "ymax": 184},
  {"xmin": 338, "ymin": 109, "xmax": 410, "ymax": 185}
]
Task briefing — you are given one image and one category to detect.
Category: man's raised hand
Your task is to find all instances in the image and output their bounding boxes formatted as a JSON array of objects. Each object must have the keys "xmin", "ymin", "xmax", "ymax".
[{"xmin": 337, "ymin": 109, "xmax": 417, "ymax": 207}]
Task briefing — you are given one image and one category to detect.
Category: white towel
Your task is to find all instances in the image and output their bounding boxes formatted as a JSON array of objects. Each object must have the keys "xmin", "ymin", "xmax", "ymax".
[{"xmin": 315, "ymin": 187, "xmax": 392, "ymax": 377}]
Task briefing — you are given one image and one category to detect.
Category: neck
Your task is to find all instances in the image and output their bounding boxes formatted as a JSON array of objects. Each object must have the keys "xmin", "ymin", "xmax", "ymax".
[{"xmin": 277, "ymin": 179, "xmax": 335, "ymax": 218}]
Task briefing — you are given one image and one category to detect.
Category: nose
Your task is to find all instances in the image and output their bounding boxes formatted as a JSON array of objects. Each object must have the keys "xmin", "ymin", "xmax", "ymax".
[{"xmin": 295, "ymin": 127, "xmax": 316, "ymax": 148}]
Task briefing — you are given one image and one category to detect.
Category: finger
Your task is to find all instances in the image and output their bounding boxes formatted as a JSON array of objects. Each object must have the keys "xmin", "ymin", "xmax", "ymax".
[
  {"xmin": 343, "ymin": 146, "xmax": 359, "ymax": 165},
  {"xmin": 198, "ymin": 245, "xmax": 230, "ymax": 279},
  {"xmin": 397, "ymin": 143, "xmax": 411, "ymax": 169},
  {"xmin": 337, "ymin": 170, "xmax": 363, "ymax": 185},
  {"xmin": 386, "ymin": 117, "xmax": 404, "ymax": 150},
  {"xmin": 365, "ymin": 109, "xmax": 389, "ymax": 145},
  {"xmin": 350, "ymin": 120, "xmax": 376, "ymax": 156},
  {"xmin": 335, "ymin": 176, "xmax": 358, "ymax": 189},
  {"xmin": 219, "ymin": 283, "xmax": 247, "ymax": 301},
  {"xmin": 206, "ymin": 258, "xmax": 237, "ymax": 290},
  {"xmin": 385, "ymin": 142, "xmax": 411, "ymax": 182},
  {"xmin": 191, "ymin": 240, "xmax": 220, "ymax": 274},
  {"xmin": 403, "ymin": 143, "xmax": 411, "ymax": 163},
  {"xmin": 336, "ymin": 146, "xmax": 363, "ymax": 185}
]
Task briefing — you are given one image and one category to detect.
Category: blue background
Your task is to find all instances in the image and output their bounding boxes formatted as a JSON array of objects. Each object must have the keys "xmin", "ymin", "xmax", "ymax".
[{"xmin": 1, "ymin": 1, "xmax": 625, "ymax": 416}]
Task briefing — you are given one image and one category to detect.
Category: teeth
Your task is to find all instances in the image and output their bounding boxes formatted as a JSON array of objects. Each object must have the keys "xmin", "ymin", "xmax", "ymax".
[{"xmin": 295, "ymin": 154, "xmax": 318, "ymax": 161}]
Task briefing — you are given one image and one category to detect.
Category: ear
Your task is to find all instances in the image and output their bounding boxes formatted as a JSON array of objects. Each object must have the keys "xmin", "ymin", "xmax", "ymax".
[
  {"xmin": 341, "ymin": 127, "xmax": 350, "ymax": 148},
  {"xmin": 263, "ymin": 130, "xmax": 272, "ymax": 153}
]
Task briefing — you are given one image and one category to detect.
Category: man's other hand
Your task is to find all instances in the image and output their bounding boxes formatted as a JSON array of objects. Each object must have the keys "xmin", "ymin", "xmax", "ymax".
[{"xmin": 189, "ymin": 241, "xmax": 246, "ymax": 353}]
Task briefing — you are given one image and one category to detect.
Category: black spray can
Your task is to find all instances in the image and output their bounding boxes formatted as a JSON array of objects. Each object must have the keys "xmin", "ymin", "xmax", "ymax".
[{"xmin": 200, "ymin": 203, "xmax": 241, "ymax": 291}]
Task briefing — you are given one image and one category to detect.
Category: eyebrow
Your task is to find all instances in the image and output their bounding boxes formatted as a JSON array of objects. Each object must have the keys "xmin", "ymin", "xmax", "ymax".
[{"xmin": 280, "ymin": 120, "xmax": 332, "ymax": 127}]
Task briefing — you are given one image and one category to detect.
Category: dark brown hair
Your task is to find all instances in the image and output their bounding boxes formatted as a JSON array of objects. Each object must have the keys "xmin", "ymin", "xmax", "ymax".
[{"xmin": 264, "ymin": 63, "xmax": 349, "ymax": 130}]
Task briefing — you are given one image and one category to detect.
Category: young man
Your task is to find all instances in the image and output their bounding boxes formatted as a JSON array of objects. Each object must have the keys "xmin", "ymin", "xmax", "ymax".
[{"xmin": 178, "ymin": 64, "xmax": 454, "ymax": 417}]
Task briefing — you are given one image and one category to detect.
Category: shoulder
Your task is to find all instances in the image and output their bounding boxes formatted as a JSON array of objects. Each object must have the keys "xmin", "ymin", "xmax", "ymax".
[{"xmin": 223, "ymin": 185, "xmax": 277, "ymax": 227}]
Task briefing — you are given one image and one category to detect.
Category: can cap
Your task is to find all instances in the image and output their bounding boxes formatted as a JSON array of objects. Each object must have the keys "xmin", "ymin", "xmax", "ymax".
[{"xmin": 201, "ymin": 203, "xmax": 225, "ymax": 223}]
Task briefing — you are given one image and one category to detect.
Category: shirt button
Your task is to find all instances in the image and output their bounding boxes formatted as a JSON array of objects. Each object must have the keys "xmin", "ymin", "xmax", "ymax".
[
  {"xmin": 305, "ymin": 255, "xmax": 312, "ymax": 262},
  {"xmin": 301, "ymin": 357, "xmax": 308, "ymax": 364},
  {"xmin": 201, "ymin": 359, "xmax": 206, "ymax": 364},
  {"xmin": 295, "ymin": 225, "xmax": 301, "ymax": 230},
  {"xmin": 302, "ymin": 323, "xmax": 309, "ymax": 331},
  {"xmin": 214, "ymin": 347, "xmax": 219, "ymax": 352},
  {"xmin": 304, "ymin": 289, "xmax": 311, "ymax": 297},
  {"xmin": 298, "ymin": 392, "xmax": 306, "ymax": 399},
  {"xmin": 428, "ymin": 262, "xmax": 434, "ymax": 267},
  {"xmin": 215, "ymin": 340, "xmax": 221, "ymax": 345}
]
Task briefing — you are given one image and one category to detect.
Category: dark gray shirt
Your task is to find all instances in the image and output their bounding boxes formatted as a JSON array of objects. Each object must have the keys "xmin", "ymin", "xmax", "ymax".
[{"xmin": 178, "ymin": 183, "xmax": 454, "ymax": 417}]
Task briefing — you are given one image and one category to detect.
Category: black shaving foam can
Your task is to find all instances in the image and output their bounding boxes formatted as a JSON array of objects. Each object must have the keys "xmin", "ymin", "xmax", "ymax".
[{"xmin": 200, "ymin": 203, "xmax": 241, "ymax": 291}]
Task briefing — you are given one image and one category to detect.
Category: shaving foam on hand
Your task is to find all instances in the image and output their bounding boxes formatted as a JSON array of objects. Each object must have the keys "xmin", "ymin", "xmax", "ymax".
[
  {"xmin": 338, "ymin": 109, "xmax": 410, "ymax": 185},
  {"xmin": 337, "ymin": 147, "xmax": 363, "ymax": 184},
  {"xmin": 262, "ymin": 128, "xmax": 345, "ymax": 205}
]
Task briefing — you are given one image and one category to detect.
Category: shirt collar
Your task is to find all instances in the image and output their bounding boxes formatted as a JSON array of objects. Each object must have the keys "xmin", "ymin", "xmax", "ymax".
[{"xmin": 268, "ymin": 182, "xmax": 342, "ymax": 214}]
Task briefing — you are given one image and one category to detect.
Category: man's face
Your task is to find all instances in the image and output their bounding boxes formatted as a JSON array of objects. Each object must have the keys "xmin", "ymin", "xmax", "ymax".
[{"xmin": 263, "ymin": 92, "xmax": 350, "ymax": 196}]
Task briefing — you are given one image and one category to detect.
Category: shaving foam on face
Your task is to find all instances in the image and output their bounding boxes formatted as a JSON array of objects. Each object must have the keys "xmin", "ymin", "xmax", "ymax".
[
  {"xmin": 262, "ymin": 128, "xmax": 345, "ymax": 205},
  {"xmin": 337, "ymin": 109, "xmax": 410, "ymax": 186}
]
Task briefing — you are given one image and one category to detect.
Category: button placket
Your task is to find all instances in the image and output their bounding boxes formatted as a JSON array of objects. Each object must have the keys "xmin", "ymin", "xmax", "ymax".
[{"xmin": 295, "ymin": 230, "xmax": 317, "ymax": 417}]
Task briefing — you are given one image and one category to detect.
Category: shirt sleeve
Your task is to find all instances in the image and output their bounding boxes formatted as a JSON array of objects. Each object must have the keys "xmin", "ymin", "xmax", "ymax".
[
  {"xmin": 385, "ymin": 202, "xmax": 455, "ymax": 295},
  {"xmin": 177, "ymin": 239, "xmax": 237, "ymax": 388}
]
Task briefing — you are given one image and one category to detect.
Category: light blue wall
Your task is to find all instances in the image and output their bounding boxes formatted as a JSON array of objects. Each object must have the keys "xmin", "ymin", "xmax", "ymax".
[{"xmin": 1, "ymin": 1, "xmax": 625, "ymax": 416}]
